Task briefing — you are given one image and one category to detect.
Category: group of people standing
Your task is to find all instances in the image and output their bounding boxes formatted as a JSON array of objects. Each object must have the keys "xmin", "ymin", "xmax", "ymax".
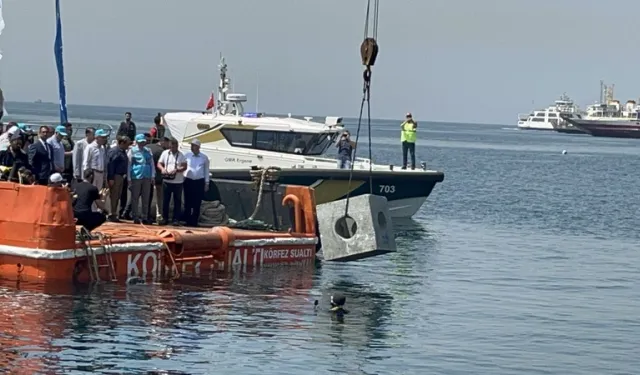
[
  {"xmin": 0, "ymin": 111, "xmax": 211, "ymax": 231},
  {"xmin": 82, "ymin": 112, "xmax": 212, "ymax": 228}
]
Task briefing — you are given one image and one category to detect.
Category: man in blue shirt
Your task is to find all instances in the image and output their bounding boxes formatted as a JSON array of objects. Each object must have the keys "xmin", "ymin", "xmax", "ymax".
[{"xmin": 127, "ymin": 134, "xmax": 155, "ymax": 224}]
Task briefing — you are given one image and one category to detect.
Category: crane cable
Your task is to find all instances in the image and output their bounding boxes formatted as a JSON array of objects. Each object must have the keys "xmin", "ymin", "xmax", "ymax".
[{"xmin": 343, "ymin": 0, "xmax": 380, "ymax": 218}]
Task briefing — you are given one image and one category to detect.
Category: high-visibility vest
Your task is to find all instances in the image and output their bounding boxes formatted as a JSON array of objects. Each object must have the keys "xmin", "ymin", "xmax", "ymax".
[{"xmin": 400, "ymin": 121, "xmax": 417, "ymax": 143}]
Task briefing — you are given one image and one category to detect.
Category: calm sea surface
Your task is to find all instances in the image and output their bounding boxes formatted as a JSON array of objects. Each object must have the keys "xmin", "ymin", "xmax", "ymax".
[{"xmin": 1, "ymin": 102, "xmax": 639, "ymax": 374}]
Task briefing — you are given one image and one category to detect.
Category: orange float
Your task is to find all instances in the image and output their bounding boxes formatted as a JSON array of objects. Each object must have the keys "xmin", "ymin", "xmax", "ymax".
[{"xmin": 0, "ymin": 181, "xmax": 318, "ymax": 283}]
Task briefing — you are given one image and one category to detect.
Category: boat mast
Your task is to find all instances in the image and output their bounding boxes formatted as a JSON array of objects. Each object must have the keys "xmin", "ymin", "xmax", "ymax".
[
  {"xmin": 600, "ymin": 80, "xmax": 604, "ymax": 104},
  {"xmin": 217, "ymin": 54, "xmax": 228, "ymax": 114}
]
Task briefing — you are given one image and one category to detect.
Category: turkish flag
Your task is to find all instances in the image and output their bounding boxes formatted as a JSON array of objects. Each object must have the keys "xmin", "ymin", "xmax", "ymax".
[{"xmin": 205, "ymin": 93, "xmax": 215, "ymax": 111}]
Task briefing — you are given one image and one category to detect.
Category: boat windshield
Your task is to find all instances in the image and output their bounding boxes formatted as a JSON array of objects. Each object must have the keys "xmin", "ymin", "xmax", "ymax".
[{"xmin": 221, "ymin": 128, "xmax": 340, "ymax": 156}]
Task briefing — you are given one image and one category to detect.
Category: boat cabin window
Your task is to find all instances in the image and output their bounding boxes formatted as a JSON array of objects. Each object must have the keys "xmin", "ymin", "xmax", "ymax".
[
  {"xmin": 221, "ymin": 128, "xmax": 253, "ymax": 147},
  {"xmin": 221, "ymin": 128, "xmax": 339, "ymax": 155},
  {"xmin": 531, "ymin": 117, "xmax": 545, "ymax": 122}
]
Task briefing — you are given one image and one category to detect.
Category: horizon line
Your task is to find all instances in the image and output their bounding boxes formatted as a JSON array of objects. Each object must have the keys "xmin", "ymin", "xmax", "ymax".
[{"xmin": 3, "ymin": 100, "xmax": 507, "ymax": 127}]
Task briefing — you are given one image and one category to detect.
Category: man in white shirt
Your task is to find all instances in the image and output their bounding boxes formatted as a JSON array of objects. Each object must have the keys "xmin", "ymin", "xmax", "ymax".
[
  {"xmin": 82, "ymin": 129, "xmax": 109, "ymax": 192},
  {"xmin": 182, "ymin": 139, "xmax": 210, "ymax": 227},
  {"xmin": 46, "ymin": 125, "xmax": 67, "ymax": 173},
  {"xmin": 72, "ymin": 127, "xmax": 95, "ymax": 182},
  {"xmin": 157, "ymin": 136, "xmax": 187, "ymax": 225}
]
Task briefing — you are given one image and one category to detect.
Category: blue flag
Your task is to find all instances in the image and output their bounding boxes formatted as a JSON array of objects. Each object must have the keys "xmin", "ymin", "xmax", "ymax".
[{"xmin": 54, "ymin": 0, "xmax": 68, "ymax": 124}]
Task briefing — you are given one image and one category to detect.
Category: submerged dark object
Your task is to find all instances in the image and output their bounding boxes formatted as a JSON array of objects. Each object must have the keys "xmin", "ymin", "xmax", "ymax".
[{"xmin": 330, "ymin": 293, "xmax": 349, "ymax": 314}]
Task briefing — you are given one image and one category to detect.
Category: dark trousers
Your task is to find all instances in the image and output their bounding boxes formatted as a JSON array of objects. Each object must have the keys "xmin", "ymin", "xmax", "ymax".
[
  {"xmin": 338, "ymin": 155, "xmax": 351, "ymax": 169},
  {"xmin": 162, "ymin": 181, "xmax": 183, "ymax": 222},
  {"xmin": 402, "ymin": 141, "xmax": 416, "ymax": 170},
  {"xmin": 183, "ymin": 178, "xmax": 205, "ymax": 227},
  {"xmin": 119, "ymin": 177, "xmax": 130, "ymax": 217},
  {"xmin": 147, "ymin": 183, "xmax": 154, "ymax": 219},
  {"xmin": 75, "ymin": 210, "xmax": 106, "ymax": 232}
]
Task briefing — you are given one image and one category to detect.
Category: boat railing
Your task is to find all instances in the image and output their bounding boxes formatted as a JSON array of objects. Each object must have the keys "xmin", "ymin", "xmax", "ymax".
[{"xmin": 10, "ymin": 120, "xmax": 115, "ymax": 141}]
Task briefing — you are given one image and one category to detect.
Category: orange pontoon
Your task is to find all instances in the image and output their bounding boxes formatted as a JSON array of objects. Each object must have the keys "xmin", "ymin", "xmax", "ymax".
[{"xmin": 0, "ymin": 180, "xmax": 318, "ymax": 283}]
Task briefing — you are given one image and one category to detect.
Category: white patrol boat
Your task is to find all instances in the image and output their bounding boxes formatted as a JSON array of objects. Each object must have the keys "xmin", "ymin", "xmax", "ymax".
[{"xmin": 163, "ymin": 56, "xmax": 444, "ymax": 218}]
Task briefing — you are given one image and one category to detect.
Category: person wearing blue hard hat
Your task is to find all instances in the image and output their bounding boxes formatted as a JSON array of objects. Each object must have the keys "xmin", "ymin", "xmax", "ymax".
[
  {"xmin": 46, "ymin": 125, "xmax": 67, "ymax": 174},
  {"xmin": 127, "ymin": 133, "xmax": 155, "ymax": 224}
]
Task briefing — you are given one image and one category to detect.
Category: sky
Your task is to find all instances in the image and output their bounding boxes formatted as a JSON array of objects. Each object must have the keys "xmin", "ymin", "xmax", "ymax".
[{"xmin": 1, "ymin": 0, "xmax": 640, "ymax": 125}]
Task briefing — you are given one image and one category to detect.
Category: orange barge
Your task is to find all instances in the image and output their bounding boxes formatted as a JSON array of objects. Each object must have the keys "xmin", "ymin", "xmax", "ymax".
[{"xmin": 0, "ymin": 179, "xmax": 319, "ymax": 283}]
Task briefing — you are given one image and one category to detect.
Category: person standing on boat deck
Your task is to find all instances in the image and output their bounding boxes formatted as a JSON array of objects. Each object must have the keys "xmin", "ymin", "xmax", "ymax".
[
  {"xmin": 117, "ymin": 112, "xmax": 137, "ymax": 140},
  {"xmin": 183, "ymin": 139, "xmax": 210, "ymax": 227},
  {"xmin": 72, "ymin": 127, "xmax": 95, "ymax": 182},
  {"xmin": 28, "ymin": 126, "xmax": 54, "ymax": 185},
  {"xmin": 127, "ymin": 134, "xmax": 155, "ymax": 224},
  {"xmin": 400, "ymin": 112, "xmax": 417, "ymax": 170},
  {"xmin": 106, "ymin": 136, "xmax": 131, "ymax": 222},
  {"xmin": 46, "ymin": 125, "xmax": 67, "ymax": 174},
  {"xmin": 147, "ymin": 136, "xmax": 169, "ymax": 223},
  {"xmin": 83, "ymin": 129, "xmax": 109, "ymax": 193},
  {"xmin": 61, "ymin": 122, "xmax": 75, "ymax": 182},
  {"xmin": 118, "ymin": 132, "xmax": 151, "ymax": 220},
  {"xmin": 73, "ymin": 169, "xmax": 108, "ymax": 232},
  {"xmin": 150, "ymin": 113, "xmax": 166, "ymax": 141},
  {"xmin": 157, "ymin": 137, "xmax": 187, "ymax": 225},
  {"xmin": 0, "ymin": 132, "xmax": 30, "ymax": 182},
  {"xmin": 336, "ymin": 130, "xmax": 356, "ymax": 169}
]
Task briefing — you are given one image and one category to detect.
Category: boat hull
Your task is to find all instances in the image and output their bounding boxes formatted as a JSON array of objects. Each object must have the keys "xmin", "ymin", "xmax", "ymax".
[
  {"xmin": 564, "ymin": 118, "xmax": 640, "ymax": 139},
  {"xmin": 0, "ymin": 178, "xmax": 321, "ymax": 283},
  {"xmin": 0, "ymin": 231, "xmax": 317, "ymax": 283},
  {"xmin": 554, "ymin": 127, "xmax": 587, "ymax": 135},
  {"xmin": 208, "ymin": 168, "xmax": 445, "ymax": 218},
  {"xmin": 517, "ymin": 125, "xmax": 556, "ymax": 131}
]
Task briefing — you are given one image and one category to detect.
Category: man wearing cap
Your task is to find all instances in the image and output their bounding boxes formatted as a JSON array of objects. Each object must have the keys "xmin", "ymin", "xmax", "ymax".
[
  {"xmin": 400, "ymin": 112, "xmax": 418, "ymax": 170},
  {"xmin": 48, "ymin": 172, "xmax": 67, "ymax": 188},
  {"xmin": 127, "ymin": 134, "xmax": 155, "ymax": 224},
  {"xmin": 183, "ymin": 138, "xmax": 210, "ymax": 227},
  {"xmin": 0, "ymin": 122, "xmax": 21, "ymax": 150},
  {"xmin": 28, "ymin": 125, "xmax": 54, "ymax": 185},
  {"xmin": 83, "ymin": 129, "xmax": 109, "ymax": 193},
  {"xmin": 72, "ymin": 127, "xmax": 95, "ymax": 183},
  {"xmin": 157, "ymin": 136, "xmax": 187, "ymax": 225},
  {"xmin": 46, "ymin": 125, "xmax": 67, "ymax": 174}
]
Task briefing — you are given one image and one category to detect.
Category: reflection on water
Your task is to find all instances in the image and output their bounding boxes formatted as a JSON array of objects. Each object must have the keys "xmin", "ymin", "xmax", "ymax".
[
  {"xmin": 3, "ymin": 102, "xmax": 640, "ymax": 373},
  {"xmin": 0, "ymin": 261, "xmax": 400, "ymax": 374}
]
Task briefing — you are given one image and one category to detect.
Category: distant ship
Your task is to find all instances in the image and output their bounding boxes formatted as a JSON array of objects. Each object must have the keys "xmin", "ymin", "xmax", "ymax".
[
  {"xmin": 517, "ymin": 93, "xmax": 581, "ymax": 131},
  {"xmin": 34, "ymin": 99, "xmax": 42, "ymax": 103},
  {"xmin": 561, "ymin": 82, "xmax": 640, "ymax": 139}
]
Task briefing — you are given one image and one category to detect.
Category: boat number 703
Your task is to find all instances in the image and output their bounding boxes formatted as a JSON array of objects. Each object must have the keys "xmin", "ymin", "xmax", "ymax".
[{"xmin": 379, "ymin": 185, "xmax": 396, "ymax": 194}]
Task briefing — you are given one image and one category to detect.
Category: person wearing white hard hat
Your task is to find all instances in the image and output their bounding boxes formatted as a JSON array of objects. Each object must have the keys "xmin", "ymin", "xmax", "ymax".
[
  {"xmin": 182, "ymin": 138, "xmax": 210, "ymax": 227},
  {"xmin": 49, "ymin": 172, "xmax": 65, "ymax": 186}
]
